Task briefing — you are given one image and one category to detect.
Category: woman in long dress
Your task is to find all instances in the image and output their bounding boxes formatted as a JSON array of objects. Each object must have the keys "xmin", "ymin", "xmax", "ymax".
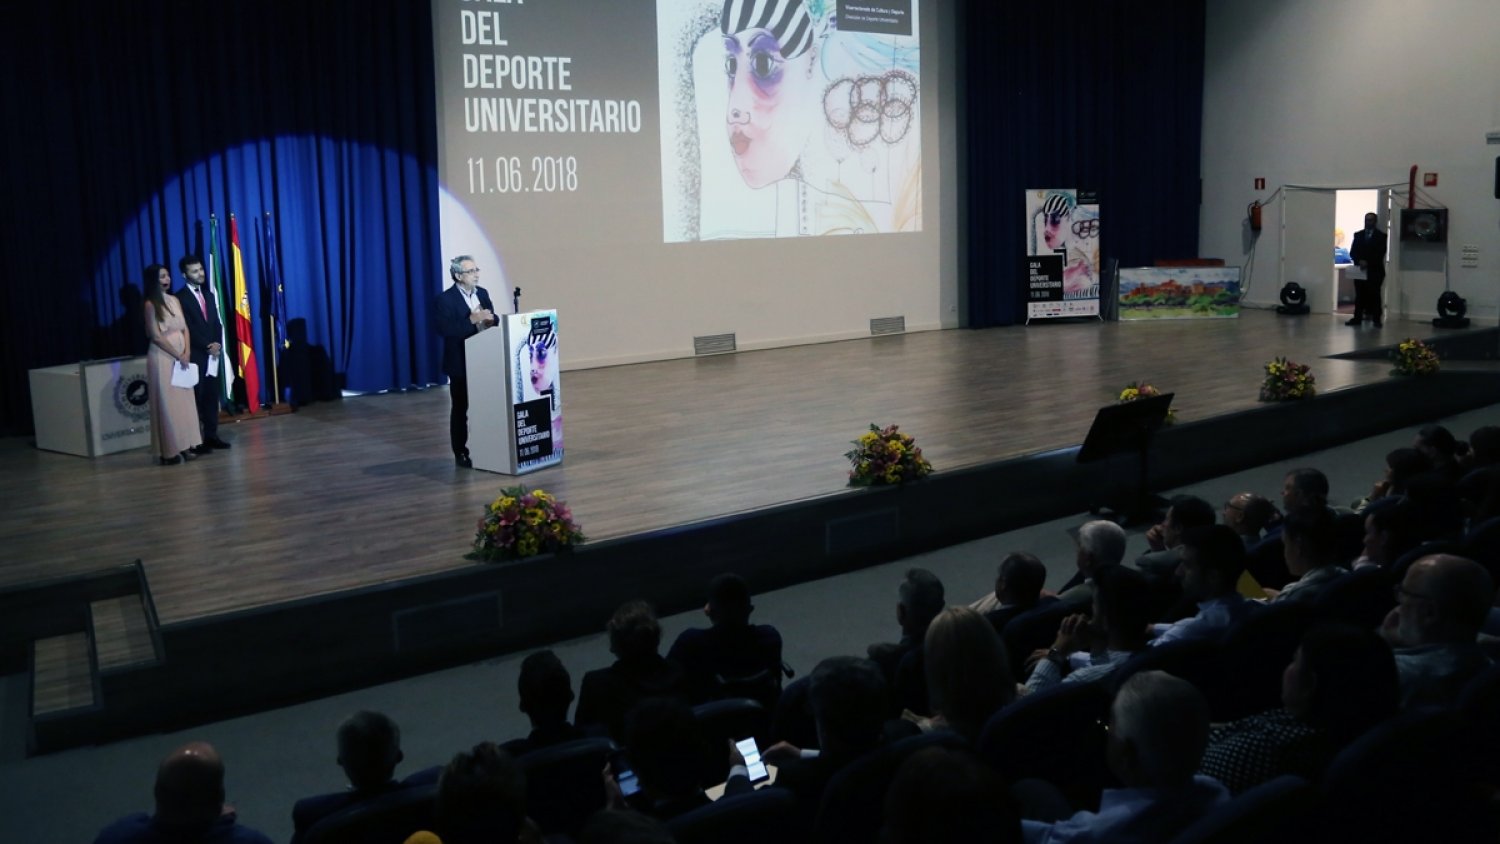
[{"xmin": 143, "ymin": 264, "xmax": 203, "ymax": 465}]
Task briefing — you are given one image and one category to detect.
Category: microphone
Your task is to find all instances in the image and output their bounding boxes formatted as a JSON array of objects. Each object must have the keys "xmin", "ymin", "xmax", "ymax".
[{"xmin": 513, "ymin": 287, "xmax": 522, "ymax": 314}]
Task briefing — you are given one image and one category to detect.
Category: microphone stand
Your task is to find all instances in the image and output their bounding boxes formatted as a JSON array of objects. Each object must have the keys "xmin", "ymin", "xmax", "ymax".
[{"xmin": 513, "ymin": 287, "xmax": 522, "ymax": 314}]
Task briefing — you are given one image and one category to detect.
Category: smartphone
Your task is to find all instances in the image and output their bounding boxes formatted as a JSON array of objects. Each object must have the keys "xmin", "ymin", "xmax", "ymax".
[
  {"xmin": 735, "ymin": 736, "xmax": 769, "ymax": 784},
  {"xmin": 610, "ymin": 750, "xmax": 641, "ymax": 797}
]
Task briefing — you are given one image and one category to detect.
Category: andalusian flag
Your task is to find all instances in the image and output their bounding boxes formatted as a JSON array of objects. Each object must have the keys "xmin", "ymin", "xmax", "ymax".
[
  {"xmin": 207, "ymin": 215, "xmax": 235, "ymax": 408},
  {"xmin": 230, "ymin": 214, "xmax": 261, "ymax": 410}
]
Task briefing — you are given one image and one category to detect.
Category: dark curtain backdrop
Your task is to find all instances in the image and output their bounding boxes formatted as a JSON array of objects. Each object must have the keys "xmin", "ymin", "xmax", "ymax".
[
  {"xmin": 963, "ymin": 0, "xmax": 1206, "ymax": 327},
  {"xmin": 0, "ymin": 0, "xmax": 441, "ymax": 434}
]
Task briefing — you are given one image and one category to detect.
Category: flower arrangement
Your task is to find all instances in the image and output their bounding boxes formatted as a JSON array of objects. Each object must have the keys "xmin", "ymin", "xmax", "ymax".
[
  {"xmin": 1258, "ymin": 357, "xmax": 1316, "ymax": 402},
  {"xmin": 1391, "ymin": 338, "xmax": 1440, "ymax": 376},
  {"xmin": 845, "ymin": 424, "xmax": 933, "ymax": 487},
  {"xmin": 468, "ymin": 486, "xmax": 584, "ymax": 562},
  {"xmin": 1117, "ymin": 381, "xmax": 1177, "ymax": 425}
]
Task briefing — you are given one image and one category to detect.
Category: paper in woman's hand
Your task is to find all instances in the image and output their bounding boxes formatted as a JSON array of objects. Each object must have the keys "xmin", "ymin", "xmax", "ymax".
[{"xmin": 171, "ymin": 361, "xmax": 200, "ymax": 388}]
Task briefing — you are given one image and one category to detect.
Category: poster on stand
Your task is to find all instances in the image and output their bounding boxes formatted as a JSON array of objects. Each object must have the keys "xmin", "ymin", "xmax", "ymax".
[
  {"xmin": 504, "ymin": 310, "xmax": 563, "ymax": 471},
  {"xmin": 1118, "ymin": 267, "xmax": 1241, "ymax": 320},
  {"xmin": 1024, "ymin": 189, "xmax": 1101, "ymax": 320}
]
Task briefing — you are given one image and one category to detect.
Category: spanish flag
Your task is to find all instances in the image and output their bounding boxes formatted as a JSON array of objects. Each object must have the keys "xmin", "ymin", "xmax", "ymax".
[{"xmin": 230, "ymin": 215, "xmax": 261, "ymax": 410}]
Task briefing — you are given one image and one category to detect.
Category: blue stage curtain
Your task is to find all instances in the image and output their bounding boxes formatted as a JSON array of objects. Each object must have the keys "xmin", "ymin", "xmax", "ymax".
[
  {"xmin": 962, "ymin": 0, "xmax": 1206, "ymax": 327},
  {"xmin": 0, "ymin": 0, "xmax": 440, "ymax": 432}
]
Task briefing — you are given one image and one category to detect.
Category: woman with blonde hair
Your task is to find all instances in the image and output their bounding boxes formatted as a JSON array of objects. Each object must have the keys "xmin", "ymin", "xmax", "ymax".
[{"xmin": 920, "ymin": 606, "xmax": 1016, "ymax": 740}]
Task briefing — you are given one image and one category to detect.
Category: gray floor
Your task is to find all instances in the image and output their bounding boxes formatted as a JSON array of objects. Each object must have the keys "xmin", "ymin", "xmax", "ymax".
[{"xmin": 4, "ymin": 402, "xmax": 1497, "ymax": 842}]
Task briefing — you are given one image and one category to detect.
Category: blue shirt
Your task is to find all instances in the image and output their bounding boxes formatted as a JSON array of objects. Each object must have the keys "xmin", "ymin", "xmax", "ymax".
[
  {"xmin": 1021, "ymin": 775, "xmax": 1229, "ymax": 843},
  {"xmin": 1149, "ymin": 594, "xmax": 1261, "ymax": 646},
  {"xmin": 94, "ymin": 813, "xmax": 273, "ymax": 844}
]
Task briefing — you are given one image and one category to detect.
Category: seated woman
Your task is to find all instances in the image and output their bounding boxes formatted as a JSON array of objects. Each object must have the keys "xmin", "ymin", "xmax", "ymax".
[
  {"xmin": 917, "ymin": 606, "xmax": 1016, "ymax": 740},
  {"xmin": 1198, "ymin": 623, "xmax": 1398, "ymax": 795}
]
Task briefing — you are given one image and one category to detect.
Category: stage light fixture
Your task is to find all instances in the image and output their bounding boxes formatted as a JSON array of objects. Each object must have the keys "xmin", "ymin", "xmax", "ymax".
[
  {"xmin": 1432, "ymin": 291, "xmax": 1471, "ymax": 328},
  {"xmin": 1276, "ymin": 282, "xmax": 1310, "ymax": 316}
]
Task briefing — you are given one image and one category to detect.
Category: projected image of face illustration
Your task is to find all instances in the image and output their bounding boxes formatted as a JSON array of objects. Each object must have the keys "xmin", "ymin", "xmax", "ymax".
[{"xmin": 722, "ymin": 0, "xmax": 819, "ymax": 189}]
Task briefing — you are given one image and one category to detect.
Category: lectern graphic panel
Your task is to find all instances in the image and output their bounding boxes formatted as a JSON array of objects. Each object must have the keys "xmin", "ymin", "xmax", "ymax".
[{"xmin": 504, "ymin": 310, "xmax": 563, "ymax": 472}]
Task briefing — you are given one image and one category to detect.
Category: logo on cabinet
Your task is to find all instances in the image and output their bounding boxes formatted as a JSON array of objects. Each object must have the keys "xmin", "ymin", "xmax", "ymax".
[{"xmin": 114, "ymin": 374, "xmax": 152, "ymax": 423}]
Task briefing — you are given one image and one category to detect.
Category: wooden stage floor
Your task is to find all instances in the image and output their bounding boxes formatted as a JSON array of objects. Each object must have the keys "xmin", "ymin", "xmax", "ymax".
[{"xmin": 0, "ymin": 311, "xmax": 1462, "ymax": 623}]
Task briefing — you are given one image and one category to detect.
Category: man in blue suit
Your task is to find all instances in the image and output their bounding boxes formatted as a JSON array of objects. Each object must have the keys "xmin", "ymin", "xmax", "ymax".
[
  {"xmin": 174, "ymin": 255, "xmax": 231, "ymax": 452},
  {"xmin": 1348, "ymin": 212, "xmax": 1388, "ymax": 327},
  {"xmin": 433, "ymin": 255, "xmax": 498, "ymax": 467}
]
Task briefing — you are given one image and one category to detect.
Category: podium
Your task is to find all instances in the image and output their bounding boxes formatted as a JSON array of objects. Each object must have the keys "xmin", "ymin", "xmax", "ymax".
[
  {"xmin": 467, "ymin": 309, "xmax": 563, "ymax": 475},
  {"xmin": 29, "ymin": 356, "xmax": 153, "ymax": 457}
]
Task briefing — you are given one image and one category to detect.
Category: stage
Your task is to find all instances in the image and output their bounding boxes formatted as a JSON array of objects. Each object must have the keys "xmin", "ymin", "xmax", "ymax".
[{"xmin": 4, "ymin": 310, "xmax": 1499, "ymax": 751}]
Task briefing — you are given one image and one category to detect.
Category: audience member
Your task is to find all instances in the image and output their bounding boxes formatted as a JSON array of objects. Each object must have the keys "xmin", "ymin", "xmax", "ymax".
[
  {"xmin": 292, "ymin": 711, "xmax": 431, "ymax": 843},
  {"xmin": 614, "ymin": 698, "xmax": 714, "ymax": 823},
  {"xmin": 1025, "ymin": 566, "xmax": 1152, "ymax": 694},
  {"xmin": 412, "ymin": 742, "xmax": 538, "ymax": 844},
  {"xmin": 867, "ymin": 568, "xmax": 945, "ymax": 716},
  {"xmin": 1222, "ymin": 492, "xmax": 1274, "ymax": 547},
  {"xmin": 1268, "ymin": 506, "xmax": 1349, "ymax": 603},
  {"xmin": 1055, "ymin": 520, "xmax": 1128, "ymax": 611},
  {"xmin": 1466, "ymin": 425, "xmax": 1500, "ymax": 470},
  {"xmin": 1151, "ymin": 525, "xmax": 1261, "ymax": 646},
  {"xmin": 1414, "ymin": 424, "xmax": 1464, "ymax": 481},
  {"xmin": 1199, "ymin": 624, "xmax": 1398, "ymax": 794},
  {"xmin": 881, "ymin": 747, "xmax": 1021, "ymax": 844},
  {"xmin": 982, "ymin": 552, "xmax": 1050, "ymax": 636},
  {"xmin": 666, "ymin": 573, "xmax": 784, "ymax": 706},
  {"xmin": 1381, "ymin": 554, "xmax": 1495, "ymax": 708},
  {"xmin": 1353, "ymin": 499, "xmax": 1424, "ymax": 569},
  {"xmin": 576, "ymin": 601, "xmax": 688, "ymax": 741},
  {"xmin": 918, "ymin": 606, "xmax": 1015, "ymax": 739},
  {"xmin": 1355, "ymin": 447, "xmax": 1431, "ymax": 512},
  {"xmin": 1020, "ymin": 671, "xmax": 1228, "ymax": 843},
  {"xmin": 1282, "ymin": 467, "xmax": 1331, "ymax": 513},
  {"xmin": 1403, "ymin": 470, "xmax": 1466, "ymax": 541},
  {"xmin": 1136, "ymin": 496, "xmax": 1216, "ymax": 582},
  {"xmin": 500, "ymin": 650, "xmax": 584, "ymax": 758},
  {"xmin": 761, "ymin": 656, "xmax": 891, "ymax": 821},
  {"xmin": 94, "ymin": 742, "xmax": 272, "ymax": 844}
]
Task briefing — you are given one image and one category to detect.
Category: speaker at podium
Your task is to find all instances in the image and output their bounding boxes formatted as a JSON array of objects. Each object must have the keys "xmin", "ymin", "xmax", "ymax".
[{"xmin": 466, "ymin": 309, "xmax": 563, "ymax": 474}]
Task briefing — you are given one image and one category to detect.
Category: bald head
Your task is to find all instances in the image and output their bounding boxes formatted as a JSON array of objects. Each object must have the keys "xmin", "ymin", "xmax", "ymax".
[
  {"xmin": 154, "ymin": 742, "xmax": 225, "ymax": 828},
  {"xmin": 1399, "ymin": 555, "xmax": 1494, "ymax": 644}
]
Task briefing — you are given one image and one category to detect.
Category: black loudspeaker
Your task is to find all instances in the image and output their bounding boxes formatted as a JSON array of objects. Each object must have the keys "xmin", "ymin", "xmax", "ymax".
[{"xmin": 1400, "ymin": 208, "xmax": 1448, "ymax": 243}]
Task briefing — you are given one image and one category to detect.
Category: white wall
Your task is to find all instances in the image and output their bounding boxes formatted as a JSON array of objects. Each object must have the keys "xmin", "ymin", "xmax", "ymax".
[{"xmin": 1200, "ymin": 0, "xmax": 1500, "ymax": 319}]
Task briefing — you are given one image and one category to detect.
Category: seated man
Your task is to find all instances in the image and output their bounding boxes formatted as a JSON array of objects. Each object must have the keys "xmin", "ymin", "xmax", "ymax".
[
  {"xmin": 576, "ymin": 601, "xmax": 688, "ymax": 741},
  {"xmin": 94, "ymin": 741, "xmax": 273, "ymax": 844},
  {"xmin": 1222, "ymin": 492, "xmax": 1275, "ymax": 547},
  {"xmin": 499, "ymin": 650, "xmax": 584, "ymax": 758},
  {"xmin": 983, "ymin": 552, "xmax": 1052, "ymax": 637},
  {"xmin": 1022, "ymin": 671, "xmax": 1228, "ymax": 843},
  {"xmin": 1382, "ymin": 553, "xmax": 1495, "ymax": 708},
  {"xmin": 1025, "ymin": 566, "xmax": 1152, "ymax": 694},
  {"xmin": 666, "ymin": 573, "xmax": 784, "ymax": 706},
  {"xmin": 1269, "ymin": 506, "xmax": 1349, "ymax": 603},
  {"xmin": 411, "ymin": 742, "xmax": 539, "ymax": 844},
  {"xmin": 616, "ymin": 697, "xmax": 714, "ymax": 822},
  {"xmin": 758, "ymin": 656, "xmax": 892, "ymax": 825},
  {"xmin": 1135, "ymin": 496, "xmax": 1216, "ymax": 582},
  {"xmin": 292, "ymin": 710, "xmax": 433, "ymax": 843},
  {"xmin": 1150, "ymin": 525, "xmax": 1261, "ymax": 646},
  {"xmin": 882, "ymin": 747, "xmax": 1021, "ymax": 844},
  {"xmin": 1055, "ymin": 520, "xmax": 1128, "ymax": 612},
  {"xmin": 867, "ymin": 568, "xmax": 945, "ymax": 717}
]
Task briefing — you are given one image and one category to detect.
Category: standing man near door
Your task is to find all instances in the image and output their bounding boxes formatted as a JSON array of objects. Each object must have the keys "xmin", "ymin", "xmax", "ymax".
[{"xmin": 1348, "ymin": 212, "xmax": 1388, "ymax": 327}]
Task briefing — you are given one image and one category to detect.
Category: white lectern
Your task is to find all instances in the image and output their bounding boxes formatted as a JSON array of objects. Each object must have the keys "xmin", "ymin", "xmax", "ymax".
[
  {"xmin": 29, "ymin": 356, "xmax": 153, "ymax": 457},
  {"xmin": 467, "ymin": 309, "xmax": 563, "ymax": 475}
]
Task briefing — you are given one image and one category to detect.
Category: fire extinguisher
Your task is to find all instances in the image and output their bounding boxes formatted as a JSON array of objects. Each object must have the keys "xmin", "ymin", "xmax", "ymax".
[{"xmin": 1247, "ymin": 201, "xmax": 1263, "ymax": 232}]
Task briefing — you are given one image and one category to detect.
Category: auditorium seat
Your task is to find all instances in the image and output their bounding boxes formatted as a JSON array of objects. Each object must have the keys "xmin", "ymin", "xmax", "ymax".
[
  {"xmin": 667, "ymin": 787, "xmax": 797, "ymax": 844},
  {"xmin": 976, "ymin": 680, "xmax": 1114, "ymax": 811},
  {"xmin": 1333, "ymin": 511, "xmax": 1367, "ymax": 567},
  {"xmin": 1109, "ymin": 639, "xmax": 1221, "ymax": 700},
  {"xmin": 1167, "ymin": 775, "xmax": 1315, "ymax": 844},
  {"xmin": 811, "ymin": 730, "xmax": 967, "ymax": 844},
  {"xmin": 1309, "ymin": 566, "xmax": 1394, "ymax": 630},
  {"xmin": 1390, "ymin": 539, "xmax": 1470, "ymax": 581},
  {"xmin": 301, "ymin": 782, "xmax": 437, "ymax": 844},
  {"xmin": 1462, "ymin": 514, "xmax": 1500, "ymax": 580},
  {"xmin": 517, "ymin": 736, "xmax": 614, "ymax": 837}
]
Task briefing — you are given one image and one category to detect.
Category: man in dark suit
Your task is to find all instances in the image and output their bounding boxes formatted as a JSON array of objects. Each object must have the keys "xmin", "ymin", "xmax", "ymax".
[
  {"xmin": 1348, "ymin": 212, "xmax": 1388, "ymax": 327},
  {"xmin": 433, "ymin": 255, "xmax": 498, "ymax": 468},
  {"xmin": 174, "ymin": 254, "xmax": 231, "ymax": 451}
]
